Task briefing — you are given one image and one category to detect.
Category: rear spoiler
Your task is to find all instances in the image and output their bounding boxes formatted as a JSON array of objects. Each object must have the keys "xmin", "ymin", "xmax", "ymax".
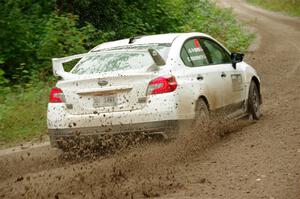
[
  {"xmin": 52, "ymin": 49, "xmax": 166, "ymax": 78},
  {"xmin": 52, "ymin": 53, "xmax": 89, "ymax": 79}
]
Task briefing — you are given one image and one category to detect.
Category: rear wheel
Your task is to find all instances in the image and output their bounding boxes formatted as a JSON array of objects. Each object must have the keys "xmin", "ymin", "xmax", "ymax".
[
  {"xmin": 167, "ymin": 98, "xmax": 210, "ymax": 138},
  {"xmin": 248, "ymin": 81, "xmax": 261, "ymax": 120}
]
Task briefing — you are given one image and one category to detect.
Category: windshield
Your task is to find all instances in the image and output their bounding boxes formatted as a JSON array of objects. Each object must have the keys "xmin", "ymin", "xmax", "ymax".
[{"xmin": 71, "ymin": 43, "xmax": 170, "ymax": 75}]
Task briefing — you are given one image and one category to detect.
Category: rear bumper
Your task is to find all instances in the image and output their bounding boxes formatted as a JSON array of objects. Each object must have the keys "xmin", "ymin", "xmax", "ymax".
[
  {"xmin": 48, "ymin": 120, "xmax": 178, "ymax": 147},
  {"xmin": 47, "ymin": 92, "xmax": 195, "ymax": 130}
]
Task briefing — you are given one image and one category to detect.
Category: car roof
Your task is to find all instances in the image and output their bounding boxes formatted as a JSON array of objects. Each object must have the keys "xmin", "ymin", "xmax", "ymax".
[{"xmin": 91, "ymin": 32, "xmax": 211, "ymax": 51}]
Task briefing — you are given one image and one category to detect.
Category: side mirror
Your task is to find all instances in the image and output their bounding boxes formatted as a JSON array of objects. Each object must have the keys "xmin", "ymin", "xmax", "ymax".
[{"xmin": 231, "ymin": 52, "xmax": 244, "ymax": 69}]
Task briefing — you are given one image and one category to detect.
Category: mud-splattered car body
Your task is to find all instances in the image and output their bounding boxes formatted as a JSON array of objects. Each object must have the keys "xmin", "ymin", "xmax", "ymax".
[{"xmin": 47, "ymin": 32, "xmax": 261, "ymax": 148}]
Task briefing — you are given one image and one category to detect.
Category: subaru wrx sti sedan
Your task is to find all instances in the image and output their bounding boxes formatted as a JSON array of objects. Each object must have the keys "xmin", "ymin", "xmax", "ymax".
[{"xmin": 47, "ymin": 32, "xmax": 261, "ymax": 149}]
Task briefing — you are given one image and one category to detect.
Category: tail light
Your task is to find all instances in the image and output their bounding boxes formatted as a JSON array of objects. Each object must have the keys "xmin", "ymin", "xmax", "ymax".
[
  {"xmin": 49, "ymin": 87, "xmax": 64, "ymax": 103},
  {"xmin": 147, "ymin": 76, "xmax": 177, "ymax": 95}
]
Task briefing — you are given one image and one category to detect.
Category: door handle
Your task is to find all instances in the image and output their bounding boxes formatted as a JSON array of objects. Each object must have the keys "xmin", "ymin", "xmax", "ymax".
[
  {"xmin": 221, "ymin": 72, "xmax": 227, "ymax": 78},
  {"xmin": 197, "ymin": 75, "xmax": 204, "ymax": 80}
]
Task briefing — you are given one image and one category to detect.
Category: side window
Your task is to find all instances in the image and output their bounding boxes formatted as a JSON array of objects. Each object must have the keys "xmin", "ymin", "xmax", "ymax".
[
  {"xmin": 180, "ymin": 47, "xmax": 192, "ymax": 67},
  {"xmin": 180, "ymin": 38, "xmax": 209, "ymax": 67},
  {"xmin": 200, "ymin": 39, "xmax": 231, "ymax": 65}
]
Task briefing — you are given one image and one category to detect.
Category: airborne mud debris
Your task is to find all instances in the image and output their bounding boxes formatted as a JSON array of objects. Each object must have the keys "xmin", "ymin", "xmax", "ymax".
[{"xmin": 0, "ymin": 117, "xmax": 247, "ymax": 198}]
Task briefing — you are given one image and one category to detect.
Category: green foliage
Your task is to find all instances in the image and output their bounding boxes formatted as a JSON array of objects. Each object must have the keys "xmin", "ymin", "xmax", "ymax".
[
  {"xmin": 0, "ymin": 1, "xmax": 54, "ymax": 84},
  {"xmin": 0, "ymin": 83, "xmax": 50, "ymax": 146},
  {"xmin": 35, "ymin": 14, "xmax": 103, "ymax": 79},
  {"xmin": 247, "ymin": 0, "xmax": 300, "ymax": 16},
  {"xmin": 0, "ymin": 62, "xmax": 9, "ymax": 86}
]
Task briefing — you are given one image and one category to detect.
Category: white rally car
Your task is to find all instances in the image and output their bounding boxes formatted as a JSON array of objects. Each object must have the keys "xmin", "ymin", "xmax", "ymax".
[{"xmin": 48, "ymin": 32, "xmax": 261, "ymax": 148}]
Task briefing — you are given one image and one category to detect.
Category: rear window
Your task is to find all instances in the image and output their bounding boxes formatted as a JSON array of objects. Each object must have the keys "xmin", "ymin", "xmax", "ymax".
[{"xmin": 71, "ymin": 44, "xmax": 170, "ymax": 75}]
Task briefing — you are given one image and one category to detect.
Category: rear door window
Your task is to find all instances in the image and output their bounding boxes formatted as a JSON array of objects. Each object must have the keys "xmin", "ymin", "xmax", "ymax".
[
  {"xmin": 200, "ymin": 39, "xmax": 231, "ymax": 65},
  {"xmin": 180, "ymin": 38, "xmax": 209, "ymax": 67}
]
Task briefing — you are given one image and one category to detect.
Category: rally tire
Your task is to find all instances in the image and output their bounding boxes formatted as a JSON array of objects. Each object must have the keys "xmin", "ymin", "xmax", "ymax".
[{"xmin": 248, "ymin": 81, "xmax": 261, "ymax": 120}]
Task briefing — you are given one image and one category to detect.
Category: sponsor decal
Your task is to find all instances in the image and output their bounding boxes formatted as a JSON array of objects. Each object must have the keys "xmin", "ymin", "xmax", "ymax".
[{"xmin": 188, "ymin": 55, "xmax": 207, "ymax": 62}]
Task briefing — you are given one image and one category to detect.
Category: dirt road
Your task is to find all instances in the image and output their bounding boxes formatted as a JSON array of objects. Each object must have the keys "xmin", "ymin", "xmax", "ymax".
[{"xmin": 1, "ymin": 0, "xmax": 300, "ymax": 198}]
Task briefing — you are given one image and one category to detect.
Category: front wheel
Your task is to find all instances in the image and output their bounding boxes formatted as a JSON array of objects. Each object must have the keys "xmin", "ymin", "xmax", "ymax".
[{"xmin": 248, "ymin": 81, "xmax": 261, "ymax": 120}]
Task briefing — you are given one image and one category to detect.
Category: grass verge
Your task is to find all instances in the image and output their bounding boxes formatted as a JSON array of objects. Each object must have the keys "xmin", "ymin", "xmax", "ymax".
[
  {"xmin": 0, "ymin": 83, "xmax": 51, "ymax": 148},
  {"xmin": 246, "ymin": 0, "xmax": 300, "ymax": 16}
]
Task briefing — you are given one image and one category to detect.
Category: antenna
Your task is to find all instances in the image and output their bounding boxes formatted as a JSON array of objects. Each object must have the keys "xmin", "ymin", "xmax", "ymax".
[{"xmin": 128, "ymin": 36, "xmax": 143, "ymax": 44}]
